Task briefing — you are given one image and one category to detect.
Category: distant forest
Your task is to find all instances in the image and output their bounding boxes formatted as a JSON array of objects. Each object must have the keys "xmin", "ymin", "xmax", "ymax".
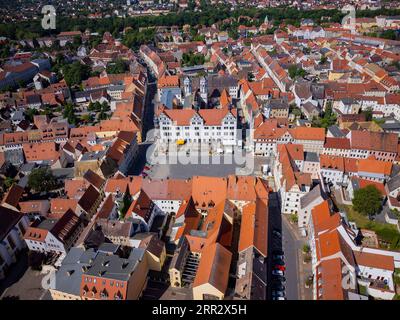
[{"xmin": 1, "ymin": 7, "xmax": 400, "ymax": 42}]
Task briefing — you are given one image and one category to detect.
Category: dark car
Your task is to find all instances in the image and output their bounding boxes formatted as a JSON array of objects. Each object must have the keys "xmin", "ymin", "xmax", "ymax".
[
  {"xmin": 271, "ymin": 283, "xmax": 285, "ymax": 291},
  {"xmin": 272, "ymin": 249, "xmax": 284, "ymax": 255},
  {"xmin": 272, "ymin": 229, "xmax": 282, "ymax": 238},
  {"xmin": 272, "ymin": 275, "xmax": 286, "ymax": 283},
  {"xmin": 273, "ymin": 258, "xmax": 285, "ymax": 266},
  {"xmin": 271, "ymin": 290, "xmax": 285, "ymax": 298}
]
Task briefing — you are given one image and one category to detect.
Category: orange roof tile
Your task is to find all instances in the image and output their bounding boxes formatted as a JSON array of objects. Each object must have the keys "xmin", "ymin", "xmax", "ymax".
[
  {"xmin": 358, "ymin": 158, "xmax": 392, "ymax": 175},
  {"xmin": 289, "ymin": 127, "xmax": 325, "ymax": 141},
  {"xmin": 193, "ymin": 242, "xmax": 232, "ymax": 294},
  {"xmin": 354, "ymin": 251, "xmax": 394, "ymax": 271}
]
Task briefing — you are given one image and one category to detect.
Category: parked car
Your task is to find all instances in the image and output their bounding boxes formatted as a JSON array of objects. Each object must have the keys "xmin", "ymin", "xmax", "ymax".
[
  {"xmin": 272, "ymin": 275, "xmax": 286, "ymax": 283},
  {"xmin": 271, "ymin": 290, "xmax": 285, "ymax": 298},
  {"xmin": 272, "ymin": 229, "xmax": 282, "ymax": 238},
  {"xmin": 272, "ymin": 296, "xmax": 285, "ymax": 300},
  {"xmin": 272, "ymin": 249, "xmax": 284, "ymax": 255},
  {"xmin": 273, "ymin": 254, "xmax": 284, "ymax": 260},
  {"xmin": 273, "ymin": 258, "xmax": 285, "ymax": 265},
  {"xmin": 272, "ymin": 269, "xmax": 284, "ymax": 276},
  {"xmin": 144, "ymin": 165, "xmax": 151, "ymax": 170},
  {"xmin": 275, "ymin": 265, "xmax": 286, "ymax": 271},
  {"xmin": 271, "ymin": 283, "xmax": 285, "ymax": 291},
  {"xmin": 142, "ymin": 172, "xmax": 148, "ymax": 177}
]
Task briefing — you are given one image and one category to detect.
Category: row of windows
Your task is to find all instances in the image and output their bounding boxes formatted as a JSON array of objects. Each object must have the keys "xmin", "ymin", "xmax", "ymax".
[
  {"xmin": 163, "ymin": 132, "xmax": 235, "ymax": 137},
  {"xmin": 84, "ymin": 277, "xmax": 124, "ymax": 288}
]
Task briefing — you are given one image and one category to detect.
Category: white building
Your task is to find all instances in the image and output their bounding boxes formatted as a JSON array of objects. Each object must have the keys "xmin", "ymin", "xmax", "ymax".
[
  {"xmin": 24, "ymin": 210, "xmax": 84, "ymax": 255},
  {"xmin": 156, "ymin": 107, "xmax": 238, "ymax": 147},
  {"xmin": 0, "ymin": 207, "xmax": 29, "ymax": 280}
]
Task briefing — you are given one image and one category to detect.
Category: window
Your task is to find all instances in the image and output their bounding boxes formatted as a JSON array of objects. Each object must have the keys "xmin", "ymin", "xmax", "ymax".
[
  {"xmin": 18, "ymin": 222, "xmax": 26, "ymax": 235},
  {"xmin": 7, "ymin": 235, "xmax": 15, "ymax": 250}
]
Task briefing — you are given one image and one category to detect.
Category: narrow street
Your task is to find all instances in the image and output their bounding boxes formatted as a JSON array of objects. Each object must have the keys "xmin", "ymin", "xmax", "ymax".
[
  {"xmin": 281, "ymin": 216, "xmax": 302, "ymax": 300},
  {"xmin": 268, "ymin": 192, "xmax": 310, "ymax": 300},
  {"xmin": 126, "ymin": 67, "xmax": 157, "ymax": 176}
]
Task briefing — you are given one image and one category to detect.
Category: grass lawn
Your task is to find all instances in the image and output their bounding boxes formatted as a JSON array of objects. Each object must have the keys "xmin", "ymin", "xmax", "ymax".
[{"xmin": 341, "ymin": 205, "xmax": 400, "ymax": 250}]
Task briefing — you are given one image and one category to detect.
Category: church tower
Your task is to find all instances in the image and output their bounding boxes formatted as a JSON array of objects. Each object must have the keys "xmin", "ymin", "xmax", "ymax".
[{"xmin": 200, "ymin": 76, "xmax": 208, "ymax": 104}]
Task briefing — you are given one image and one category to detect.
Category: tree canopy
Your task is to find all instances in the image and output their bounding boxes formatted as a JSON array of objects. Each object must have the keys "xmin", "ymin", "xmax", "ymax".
[
  {"xmin": 352, "ymin": 185, "xmax": 383, "ymax": 218},
  {"xmin": 63, "ymin": 103, "xmax": 78, "ymax": 126},
  {"xmin": 62, "ymin": 61, "xmax": 90, "ymax": 87},
  {"xmin": 288, "ymin": 65, "xmax": 307, "ymax": 80},
  {"xmin": 119, "ymin": 190, "xmax": 133, "ymax": 220},
  {"xmin": 182, "ymin": 52, "xmax": 206, "ymax": 67},
  {"xmin": 106, "ymin": 59, "xmax": 128, "ymax": 74},
  {"xmin": 311, "ymin": 104, "xmax": 337, "ymax": 129},
  {"xmin": 28, "ymin": 167, "xmax": 58, "ymax": 193}
]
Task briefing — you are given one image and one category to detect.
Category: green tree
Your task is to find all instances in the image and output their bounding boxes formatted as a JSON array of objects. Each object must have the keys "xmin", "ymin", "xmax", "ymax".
[
  {"xmin": 88, "ymin": 101, "xmax": 102, "ymax": 112},
  {"xmin": 106, "ymin": 59, "xmax": 128, "ymax": 74},
  {"xmin": 62, "ymin": 61, "xmax": 90, "ymax": 87},
  {"xmin": 352, "ymin": 185, "xmax": 383, "ymax": 219},
  {"xmin": 311, "ymin": 103, "xmax": 337, "ymax": 129},
  {"xmin": 302, "ymin": 244, "xmax": 311, "ymax": 254},
  {"xmin": 25, "ymin": 108, "xmax": 39, "ymax": 122},
  {"xmin": 3, "ymin": 177, "xmax": 15, "ymax": 191},
  {"xmin": 362, "ymin": 107, "xmax": 373, "ymax": 121},
  {"xmin": 28, "ymin": 167, "xmax": 58, "ymax": 193},
  {"xmin": 288, "ymin": 64, "xmax": 307, "ymax": 79},
  {"xmin": 63, "ymin": 103, "xmax": 78, "ymax": 125},
  {"xmin": 182, "ymin": 52, "xmax": 205, "ymax": 67},
  {"xmin": 119, "ymin": 190, "xmax": 132, "ymax": 220}
]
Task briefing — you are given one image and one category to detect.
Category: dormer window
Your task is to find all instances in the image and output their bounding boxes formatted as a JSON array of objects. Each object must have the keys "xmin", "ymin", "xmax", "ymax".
[
  {"xmin": 114, "ymin": 291, "xmax": 123, "ymax": 300},
  {"xmin": 100, "ymin": 288, "xmax": 108, "ymax": 299}
]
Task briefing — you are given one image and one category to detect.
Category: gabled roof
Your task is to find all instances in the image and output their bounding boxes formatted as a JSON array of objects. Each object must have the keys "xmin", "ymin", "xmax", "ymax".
[
  {"xmin": 50, "ymin": 199, "xmax": 78, "ymax": 216},
  {"xmin": 127, "ymin": 190, "xmax": 153, "ymax": 222},
  {"xmin": 227, "ymin": 175, "xmax": 257, "ymax": 202},
  {"xmin": 324, "ymin": 137, "xmax": 351, "ymax": 150},
  {"xmin": 0, "ymin": 205, "xmax": 23, "ymax": 241},
  {"xmin": 311, "ymin": 200, "xmax": 341, "ymax": 235},
  {"xmin": 193, "ymin": 242, "xmax": 232, "ymax": 294},
  {"xmin": 320, "ymin": 154, "xmax": 345, "ymax": 171},
  {"xmin": 2, "ymin": 184, "xmax": 24, "ymax": 208},
  {"xmin": 78, "ymin": 185, "xmax": 100, "ymax": 213},
  {"xmin": 289, "ymin": 126, "xmax": 325, "ymax": 141},
  {"xmin": 354, "ymin": 251, "xmax": 394, "ymax": 271},
  {"xmin": 300, "ymin": 184, "xmax": 327, "ymax": 209},
  {"xmin": 238, "ymin": 199, "xmax": 268, "ymax": 256},
  {"xmin": 83, "ymin": 169, "xmax": 105, "ymax": 191},
  {"xmin": 357, "ymin": 157, "xmax": 392, "ymax": 175},
  {"xmin": 350, "ymin": 130, "xmax": 398, "ymax": 153},
  {"xmin": 317, "ymin": 258, "xmax": 345, "ymax": 300},
  {"xmin": 191, "ymin": 176, "xmax": 228, "ymax": 209}
]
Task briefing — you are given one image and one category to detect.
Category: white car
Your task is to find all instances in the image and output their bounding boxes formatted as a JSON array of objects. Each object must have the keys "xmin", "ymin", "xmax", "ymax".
[{"xmin": 272, "ymin": 269, "xmax": 284, "ymax": 276}]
